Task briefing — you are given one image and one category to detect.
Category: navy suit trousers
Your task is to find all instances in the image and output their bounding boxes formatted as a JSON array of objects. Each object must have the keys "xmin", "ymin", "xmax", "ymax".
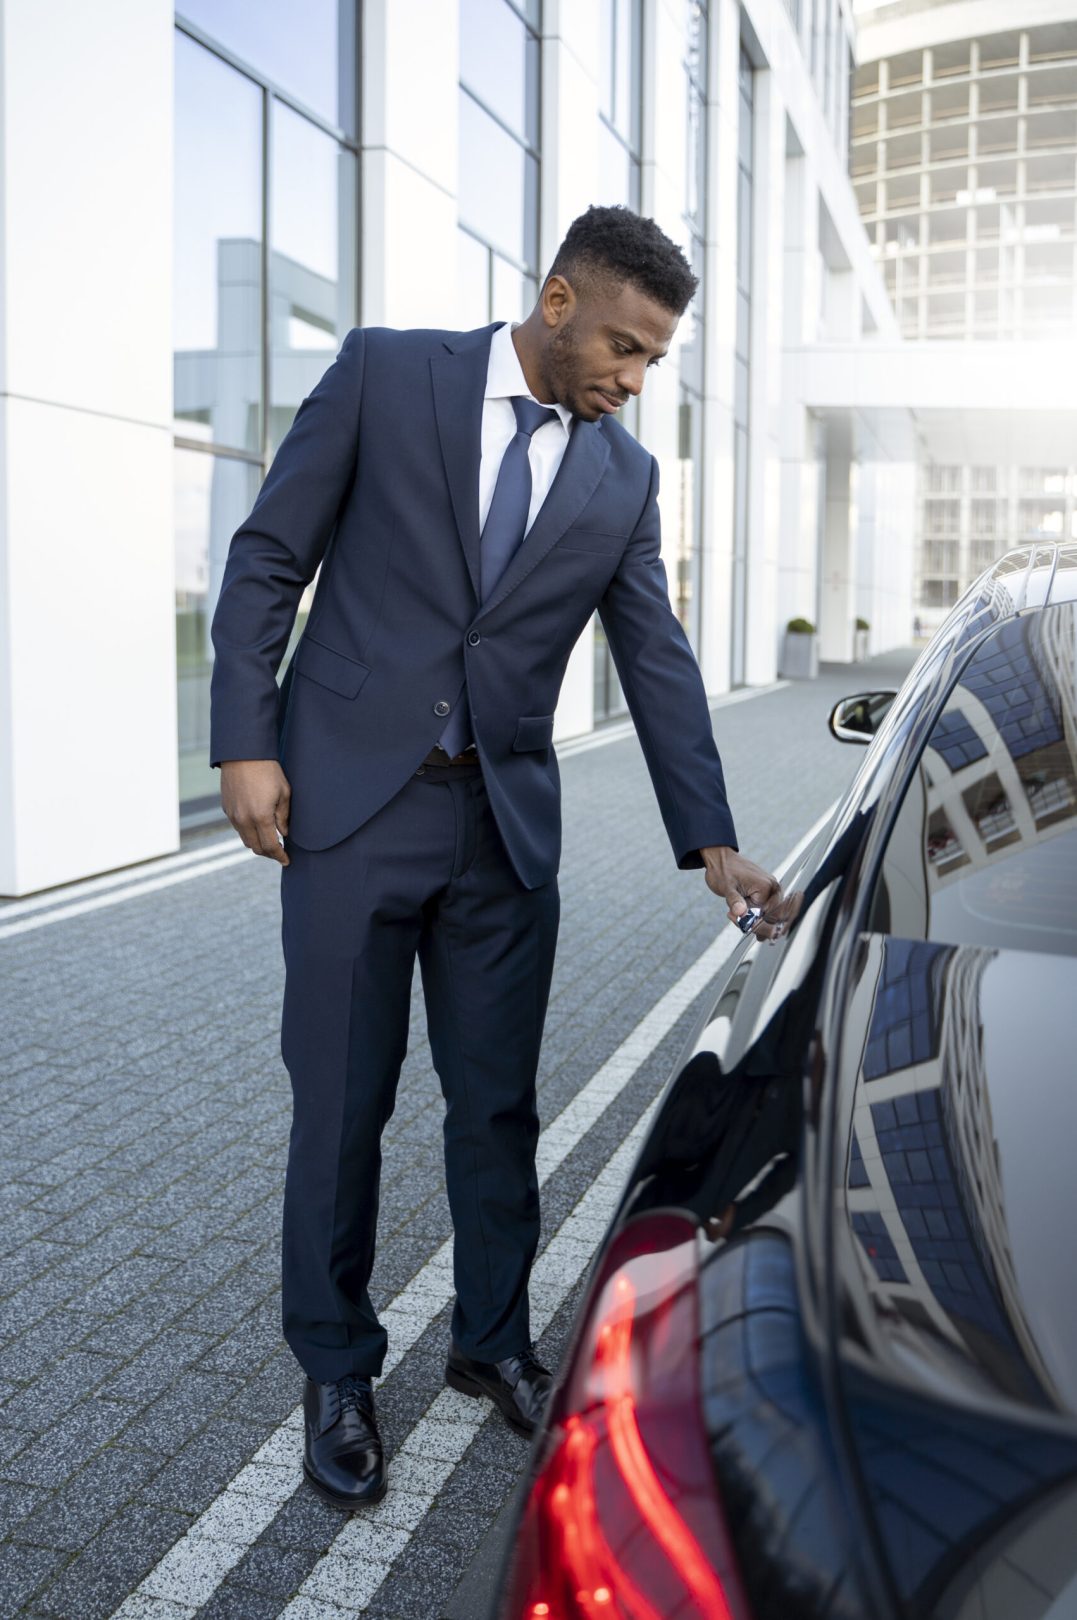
[{"xmin": 278, "ymin": 758, "xmax": 559, "ymax": 1383}]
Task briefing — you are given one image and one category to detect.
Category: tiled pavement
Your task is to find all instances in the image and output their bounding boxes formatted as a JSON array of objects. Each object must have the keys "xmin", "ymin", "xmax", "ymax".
[{"xmin": 0, "ymin": 650, "xmax": 917, "ymax": 1620}]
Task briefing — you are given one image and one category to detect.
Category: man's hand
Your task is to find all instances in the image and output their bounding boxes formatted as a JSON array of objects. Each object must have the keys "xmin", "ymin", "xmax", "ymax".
[
  {"xmin": 700, "ymin": 845, "xmax": 780, "ymax": 927},
  {"xmin": 220, "ymin": 760, "xmax": 292, "ymax": 867}
]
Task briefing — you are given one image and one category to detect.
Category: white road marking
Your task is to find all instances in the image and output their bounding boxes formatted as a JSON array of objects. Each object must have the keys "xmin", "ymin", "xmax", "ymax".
[
  {"xmin": 107, "ymin": 926, "xmax": 742, "ymax": 1620},
  {"xmin": 0, "ymin": 837, "xmax": 238, "ymax": 920},
  {"xmin": 0, "ymin": 850, "xmax": 253, "ymax": 940}
]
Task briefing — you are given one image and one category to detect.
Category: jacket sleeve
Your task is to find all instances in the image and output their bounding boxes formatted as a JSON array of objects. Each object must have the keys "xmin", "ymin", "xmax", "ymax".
[
  {"xmin": 208, "ymin": 326, "xmax": 365, "ymax": 767},
  {"xmin": 597, "ymin": 452, "xmax": 739, "ymax": 868}
]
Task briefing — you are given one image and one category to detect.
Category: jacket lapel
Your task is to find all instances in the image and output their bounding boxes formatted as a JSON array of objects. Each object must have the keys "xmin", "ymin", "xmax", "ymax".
[
  {"xmin": 477, "ymin": 416, "xmax": 612, "ymax": 619},
  {"xmin": 430, "ymin": 324, "xmax": 500, "ymax": 600}
]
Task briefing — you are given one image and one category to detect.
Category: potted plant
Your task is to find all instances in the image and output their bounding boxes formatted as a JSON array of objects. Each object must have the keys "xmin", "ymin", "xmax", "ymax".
[
  {"xmin": 855, "ymin": 616, "xmax": 870, "ymax": 661},
  {"xmin": 779, "ymin": 616, "xmax": 819, "ymax": 680}
]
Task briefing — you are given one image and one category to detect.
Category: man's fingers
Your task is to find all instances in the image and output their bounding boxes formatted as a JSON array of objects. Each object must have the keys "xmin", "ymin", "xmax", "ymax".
[{"xmin": 255, "ymin": 814, "xmax": 288, "ymax": 865}]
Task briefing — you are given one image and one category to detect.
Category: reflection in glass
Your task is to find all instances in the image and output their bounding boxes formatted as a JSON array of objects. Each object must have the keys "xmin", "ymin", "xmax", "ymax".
[
  {"xmin": 871, "ymin": 606, "xmax": 1077, "ymax": 957},
  {"xmin": 599, "ymin": 0, "xmax": 641, "ymax": 144},
  {"xmin": 176, "ymin": 0, "xmax": 354, "ymax": 131},
  {"xmin": 175, "ymin": 449, "xmax": 262, "ymax": 806},
  {"xmin": 269, "ymin": 102, "xmax": 357, "ymax": 456},
  {"xmin": 459, "ymin": 0, "xmax": 538, "ymax": 146},
  {"xmin": 458, "ymin": 91, "xmax": 539, "ymax": 269},
  {"xmin": 173, "ymin": 34, "xmax": 262, "ymax": 452},
  {"xmin": 846, "ymin": 934, "xmax": 1077, "ymax": 1411},
  {"xmin": 456, "ymin": 228, "xmax": 491, "ymax": 330}
]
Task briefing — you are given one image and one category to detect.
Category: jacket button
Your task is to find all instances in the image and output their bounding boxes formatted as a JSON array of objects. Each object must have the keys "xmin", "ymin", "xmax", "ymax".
[
  {"xmin": 467, "ymin": 631, "xmax": 481, "ymax": 647},
  {"xmin": 433, "ymin": 700, "xmax": 450, "ymax": 716}
]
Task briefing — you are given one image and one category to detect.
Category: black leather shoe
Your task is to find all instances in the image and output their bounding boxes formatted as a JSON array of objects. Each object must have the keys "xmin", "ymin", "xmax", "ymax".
[
  {"xmin": 445, "ymin": 1341, "xmax": 552, "ymax": 1436},
  {"xmin": 302, "ymin": 1373, "xmax": 387, "ymax": 1509}
]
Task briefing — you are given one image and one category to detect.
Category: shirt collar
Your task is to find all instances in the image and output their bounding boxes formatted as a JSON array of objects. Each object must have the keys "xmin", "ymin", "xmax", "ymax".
[{"xmin": 485, "ymin": 321, "xmax": 573, "ymax": 436}]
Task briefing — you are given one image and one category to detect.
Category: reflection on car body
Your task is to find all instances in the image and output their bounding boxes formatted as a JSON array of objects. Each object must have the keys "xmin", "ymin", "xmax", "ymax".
[{"xmin": 496, "ymin": 544, "xmax": 1077, "ymax": 1620}]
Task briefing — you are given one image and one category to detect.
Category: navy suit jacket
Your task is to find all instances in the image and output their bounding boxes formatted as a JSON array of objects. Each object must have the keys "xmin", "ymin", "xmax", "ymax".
[{"xmin": 209, "ymin": 322, "xmax": 738, "ymax": 889}]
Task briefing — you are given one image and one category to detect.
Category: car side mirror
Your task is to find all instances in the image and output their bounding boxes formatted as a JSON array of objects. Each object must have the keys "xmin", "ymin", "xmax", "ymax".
[{"xmin": 828, "ymin": 690, "xmax": 897, "ymax": 744}]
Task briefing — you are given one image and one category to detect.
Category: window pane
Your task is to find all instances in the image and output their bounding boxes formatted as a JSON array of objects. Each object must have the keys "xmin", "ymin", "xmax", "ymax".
[
  {"xmin": 869, "ymin": 606, "xmax": 1077, "ymax": 958},
  {"xmin": 460, "ymin": 0, "xmax": 538, "ymax": 147},
  {"xmin": 596, "ymin": 119, "xmax": 636, "ymax": 207},
  {"xmin": 492, "ymin": 253, "xmax": 532, "ymax": 323},
  {"xmin": 458, "ymin": 90, "xmax": 539, "ymax": 269},
  {"xmin": 177, "ymin": 0, "xmax": 355, "ymax": 131},
  {"xmin": 174, "ymin": 34, "xmax": 262, "ymax": 453},
  {"xmin": 269, "ymin": 102, "xmax": 358, "ymax": 457},
  {"xmin": 457, "ymin": 229, "xmax": 491, "ymax": 328},
  {"xmin": 175, "ymin": 448, "xmax": 261, "ymax": 807}
]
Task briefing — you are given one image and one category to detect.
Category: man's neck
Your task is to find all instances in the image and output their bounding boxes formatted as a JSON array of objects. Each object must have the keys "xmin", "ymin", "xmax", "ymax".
[{"xmin": 510, "ymin": 318, "xmax": 555, "ymax": 406}]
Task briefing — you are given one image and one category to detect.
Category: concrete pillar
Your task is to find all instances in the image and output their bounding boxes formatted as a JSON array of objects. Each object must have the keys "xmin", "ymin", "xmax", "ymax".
[
  {"xmin": 361, "ymin": 0, "xmax": 459, "ymax": 329},
  {"xmin": 698, "ymin": 0, "xmax": 741, "ymax": 696},
  {"xmin": 540, "ymin": 0, "xmax": 602, "ymax": 741},
  {"xmin": 0, "ymin": 0, "xmax": 176, "ymax": 895},
  {"xmin": 819, "ymin": 445, "xmax": 857, "ymax": 661},
  {"xmin": 743, "ymin": 62, "xmax": 786, "ymax": 687}
]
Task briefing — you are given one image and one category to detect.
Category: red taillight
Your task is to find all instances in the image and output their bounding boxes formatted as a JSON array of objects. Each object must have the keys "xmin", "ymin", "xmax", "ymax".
[{"xmin": 504, "ymin": 1213, "xmax": 748, "ymax": 1620}]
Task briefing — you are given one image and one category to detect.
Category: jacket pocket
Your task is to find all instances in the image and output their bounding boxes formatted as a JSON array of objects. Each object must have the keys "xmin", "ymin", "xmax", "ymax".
[
  {"xmin": 513, "ymin": 713, "xmax": 556, "ymax": 752},
  {"xmin": 293, "ymin": 635, "xmax": 371, "ymax": 699},
  {"xmin": 557, "ymin": 527, "xmax": 628, "ymax": 554}
]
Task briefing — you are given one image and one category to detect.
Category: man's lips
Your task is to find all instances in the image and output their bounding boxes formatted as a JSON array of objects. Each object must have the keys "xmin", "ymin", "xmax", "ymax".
[{"xmin": 594, "ymin": 387, "xmax": 627, "ymax": 413}]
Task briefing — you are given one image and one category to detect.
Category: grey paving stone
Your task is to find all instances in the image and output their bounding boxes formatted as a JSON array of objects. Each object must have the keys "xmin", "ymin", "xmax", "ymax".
[
  {"xmin": 0, "ymin": 1479, "xmax": 48, "ymax": 1538},
  {"xmin": 142, "ymin": 1416, "xmax": 273, "ymax": 1514},
  {"xmin": 96, "ymin": 1329, "xmax": 217, "ymax": 1403},
  {"xmin": 0, "ymin": 1397, "xmax": 132, "ymax": 1489},
  {"xmin": 259, "ymin": 1487, "xmax": 353, "ymax": 1552},
  {"xmin": 229, "ymin": 1541, "xmax": 320, "ymax": 1598},
  {"xmin": 0, "ymin": 1543, "xmax": 66, "ymax": 1620},
  {"xmin": 10, "ymin": 1442, "xmax": 162, "ymax": 1551},
  {"xmin": 199, "ymin": 1584, "xmax": 286, "ymax": 1620},
  {"xmin": 197, "ymin": 1303, "xmax": 280, "ymax": 1374},
  {"xmin": 77, "ymin": 1369, "xmax": 241, "ymax": 1457},
  {"xmin": 31, "ymin": 1502, "xmax": 190, "ymax": 1620},
  {"xmin": 0, "ymin": 1351, "xmax": 121, "ymax": 1436}
]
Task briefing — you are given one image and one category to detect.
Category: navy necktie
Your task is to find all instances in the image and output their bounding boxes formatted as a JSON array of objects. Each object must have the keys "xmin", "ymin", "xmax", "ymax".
[{"xmin": 439, "ymin": 395, "xmax": 560, "ymax": 758}]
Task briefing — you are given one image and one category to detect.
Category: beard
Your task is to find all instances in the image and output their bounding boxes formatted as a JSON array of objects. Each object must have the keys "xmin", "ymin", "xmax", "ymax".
[{"xmin": 544, "ymin": 316, "xmax": 592, "ymax": 420}]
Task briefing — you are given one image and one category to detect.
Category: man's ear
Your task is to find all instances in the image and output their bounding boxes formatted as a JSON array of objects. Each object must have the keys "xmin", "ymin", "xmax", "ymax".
[{"xmin": 541, "ymin": 273, "xmax": 575, "ymax": 329}]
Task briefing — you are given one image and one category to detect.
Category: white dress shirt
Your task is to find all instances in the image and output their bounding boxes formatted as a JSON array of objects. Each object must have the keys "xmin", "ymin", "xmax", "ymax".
[{"xmin": 480, "ymin": 321, "xmax": 574, "ymax": 537}]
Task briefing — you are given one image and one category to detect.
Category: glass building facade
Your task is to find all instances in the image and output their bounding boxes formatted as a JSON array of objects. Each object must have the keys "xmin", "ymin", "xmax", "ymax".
[
  {"xmin": 457, "ymin": 0, "xmax": 542, "ymax": 328},
  {"xmin": 173, "ymin": 8, "xmax": 359, "ymax": 817},
  {"xmin": 851, "ymin": 16, "xmax": 1077, "ymax": 627}
]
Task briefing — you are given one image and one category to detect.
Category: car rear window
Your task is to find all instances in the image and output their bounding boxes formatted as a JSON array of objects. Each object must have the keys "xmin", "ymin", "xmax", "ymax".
[{"xmin": 868, "ymin": 604, "xmax": 1077, "ymax": 957}]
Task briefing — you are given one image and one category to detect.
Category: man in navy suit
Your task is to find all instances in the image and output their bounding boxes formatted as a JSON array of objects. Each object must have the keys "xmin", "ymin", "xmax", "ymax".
[{"xmin": 210, "ymin": 206, "xmax": 779, "ymax": 1508}]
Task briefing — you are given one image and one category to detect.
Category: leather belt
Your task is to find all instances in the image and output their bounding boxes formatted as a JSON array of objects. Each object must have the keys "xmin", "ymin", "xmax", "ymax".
[{"xmin": 421, "ymin": 746, "xmax": 480, "ymax": 767}]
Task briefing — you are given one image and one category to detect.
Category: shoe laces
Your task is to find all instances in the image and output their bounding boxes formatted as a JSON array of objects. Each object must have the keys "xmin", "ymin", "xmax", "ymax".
[
  {"xmin": 514, "ymin": 1342, "xmax": 549, "ymax": 1378},
  {"xmin": 336, "ymin": 1372, "xmax": 373, "ymax": 1415}
]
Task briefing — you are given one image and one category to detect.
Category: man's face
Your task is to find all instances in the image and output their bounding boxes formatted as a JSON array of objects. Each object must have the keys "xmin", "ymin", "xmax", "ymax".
[{"xmin": 538, "ymin": 277, "xmax": 680, "ymax": 422}]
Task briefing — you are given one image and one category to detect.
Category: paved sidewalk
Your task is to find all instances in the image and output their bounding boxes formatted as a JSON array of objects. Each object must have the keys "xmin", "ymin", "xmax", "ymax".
[{"xmin": 0, "ymin": 650, "xmax": 916, "ymax": 1620}]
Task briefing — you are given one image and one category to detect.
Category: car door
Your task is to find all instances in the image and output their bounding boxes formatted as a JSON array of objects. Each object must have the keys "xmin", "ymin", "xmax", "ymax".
[{"xmin": 828, "ymin": 601, "xmax": 1077, "ymax": 1619}]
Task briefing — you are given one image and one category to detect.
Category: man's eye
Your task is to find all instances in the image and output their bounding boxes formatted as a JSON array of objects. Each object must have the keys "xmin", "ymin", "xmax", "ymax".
[
  {"xmin": 647, "ymin": 358, "xmax": 661, "ymax": 369},
  {"xmin": 613, "ymin": 342, "xmax": 631, "ymax": 355}
]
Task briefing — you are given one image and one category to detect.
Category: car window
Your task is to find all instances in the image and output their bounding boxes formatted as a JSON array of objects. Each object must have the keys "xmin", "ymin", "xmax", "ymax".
[{"xmin": 868, "ymin": 604, "xmax": 1077, "ymax": 958}]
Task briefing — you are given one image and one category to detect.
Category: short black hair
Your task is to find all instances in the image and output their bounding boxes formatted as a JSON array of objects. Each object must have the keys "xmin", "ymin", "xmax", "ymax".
[{"xmin": 545, "ymin": 204, "xmax": 698, "ymax": 315}]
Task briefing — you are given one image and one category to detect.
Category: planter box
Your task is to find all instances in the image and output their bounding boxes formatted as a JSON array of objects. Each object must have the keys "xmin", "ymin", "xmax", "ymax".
[
  {"xmin": 854, "ymin": 629, "xmax": 869, "ymax": 662},
  {"xmin": 779, "ymin": 631, "xmax": 819, "ymax": 680}
]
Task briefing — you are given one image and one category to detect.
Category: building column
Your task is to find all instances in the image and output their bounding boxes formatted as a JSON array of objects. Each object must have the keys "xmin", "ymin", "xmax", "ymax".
[
  {"xmin": 361, "ymin": 0, "xmax": 459, "ymax": 329},
  {"xmin": 0, "ymin": 0, "xmax": 175, "ymax": 896},
  {"xmin": 743, "ymin": 60, "xmax": 786, "ymax": 687},
  {"xmin": 698, "ymin": 0, "xmax": 741, "ymax": 696},
  {"xmin": 541, "ymin": 1, "xmax": 601, "ymax": 741},
  {"xmin": 819, "ymin": 442, "xmax": 858, "ymax": 661},
  {"xmin": 778, "ymin": 139, "xmax": 823, "ymax": 646}
]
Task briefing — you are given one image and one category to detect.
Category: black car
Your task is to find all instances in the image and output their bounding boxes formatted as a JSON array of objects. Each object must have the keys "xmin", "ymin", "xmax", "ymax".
[{"xmin": 497, "ymin": 543, "xmax": 1077, "ymax": 1620}]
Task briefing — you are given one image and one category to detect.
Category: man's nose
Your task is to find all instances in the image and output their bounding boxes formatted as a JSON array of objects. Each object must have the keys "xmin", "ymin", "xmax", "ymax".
[{"xmin": 615, "ymin": 358, "xmax": 647, "ymax": 397}]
